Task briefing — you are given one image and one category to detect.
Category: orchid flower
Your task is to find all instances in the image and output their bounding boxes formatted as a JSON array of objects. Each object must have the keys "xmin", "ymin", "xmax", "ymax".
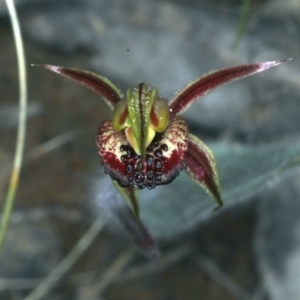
[{"xmin": 40, "ymin": 59, "xmax": 287, "ymax": 222}]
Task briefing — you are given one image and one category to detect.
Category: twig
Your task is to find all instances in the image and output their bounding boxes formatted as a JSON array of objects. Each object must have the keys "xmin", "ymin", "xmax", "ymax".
[
  {"xmin": 0, "ymin": 130, "xmax": 81, "ymax": 177},
  {"xmin": 25, "ymin": 130, "xmax": 81, "ymax": 162},
  {"xmin": 23, "ymin": 216, "xmax": 106, "ymax": 300},
  {"xmin": 77, "ymin": 244, "xmax": 192, "ymax": 299},
  {"xmin": 252, "ymin": 286, "xmax": 266, "ymax": 300},
  {"xmin": 79, "ymin": 243, "xmax": 193, "ymax": 299},
  {"xmin": 195, "ymin": 255, "xmax": 252, "ymax": 300},
  {"xmin": 0, "ymin": 0, "xmax": 28, "ymax": 253},
  {"xmin": 0, "ymin": 279, "xmax": 41, "ymax": 291},
  {"xmin": 116, "ymin": 244, "xmax": 192, "ymax": 283},
  {"xmin": 0, "ymin": 244, "xmax": 192, "ymax": 293},
  {"xmin": 76, "ymin": 249, "xmax": 134, "ymax": 300}
]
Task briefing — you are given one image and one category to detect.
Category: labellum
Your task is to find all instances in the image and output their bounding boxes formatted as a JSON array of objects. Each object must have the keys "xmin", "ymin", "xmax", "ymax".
[{"xmin": 95, "ymin": 81, "xmax": 187, "ymax": 191}]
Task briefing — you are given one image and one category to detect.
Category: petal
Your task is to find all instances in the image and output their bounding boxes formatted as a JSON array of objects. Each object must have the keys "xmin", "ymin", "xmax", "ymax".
[
  {"xmin": 96, "ymin": 117, "xmax": 188, "ymax": 190},
  {"xmin": 125, "ymin": 126, "xmax": 156, "ymax": 153},
  {"xmin": 169, "ymin": 59, "xmax": 290, "ymax": 118},
  {"xmin": 184, "ymin": 134, "xmax": 223, "ymax": 208},
  {"xmin": 96, "ymin": 120, "xmax": 130, "ymax": 185},
  {"xmin": 131, "ymin": 115, "xmax": 188, "ymax": 189},
  {"xmin": 112, "ymin": 180, "xmax": 140, "ymax": 220},
  {"xmin": 126, "ymin": 83, "xmax": 156, "ymax": 159},
  {"xmin": 36, "ymin": 65, "xmax": 122, "ymax": 110},
  {"xmin": 112, "ymin": 99, "xmax": 129, "ymax": 131},
  {"xmin": 156, "ymin": 115, "xmax": 188, "ymax": 184},
  {"xmin": 149, "ymin": 97, "xmax": 170, "ymax": 132}
]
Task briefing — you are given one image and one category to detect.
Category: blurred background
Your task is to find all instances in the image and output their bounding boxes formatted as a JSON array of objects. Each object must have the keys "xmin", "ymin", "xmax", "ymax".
[{"xmin": 0, "ymin": 0, "xmax": 300, "ymax": 299}]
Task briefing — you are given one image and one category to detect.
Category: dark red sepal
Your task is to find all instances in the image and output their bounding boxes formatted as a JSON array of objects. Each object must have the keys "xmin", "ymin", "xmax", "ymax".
[
  {"xmin": 184, "ymin": 134, "xmax": 222, "ymax": 208},
  {"xmin": 169, "ymin": 60, "xmax": 289, "ymax": 118},
  {"xmin": 37, "ymin": 65, "xmax": 122, "ymax": 110}
]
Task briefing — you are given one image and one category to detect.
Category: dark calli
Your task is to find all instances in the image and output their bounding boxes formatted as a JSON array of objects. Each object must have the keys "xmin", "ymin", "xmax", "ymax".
[{"xmin": 38, "ymin": 59, "xmax": 288, "ymax": 222}]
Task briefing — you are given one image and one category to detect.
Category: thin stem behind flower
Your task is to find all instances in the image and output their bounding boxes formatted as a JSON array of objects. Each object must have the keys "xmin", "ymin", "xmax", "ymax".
[{"xmin": 0, "ymin": 0, "xmax": 28, "ymax": 253}]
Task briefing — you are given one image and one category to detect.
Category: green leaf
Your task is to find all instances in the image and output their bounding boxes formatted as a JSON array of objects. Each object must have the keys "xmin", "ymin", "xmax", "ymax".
[{"xmin": 140, "ymin": 140, "xmax": 300, "ymax": 239}]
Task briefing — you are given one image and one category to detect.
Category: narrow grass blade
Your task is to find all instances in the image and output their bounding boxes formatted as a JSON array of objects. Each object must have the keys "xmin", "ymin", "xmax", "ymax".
[{"xmin": 0, "ymin": 0, "xmax": 27, "ymax": 253}]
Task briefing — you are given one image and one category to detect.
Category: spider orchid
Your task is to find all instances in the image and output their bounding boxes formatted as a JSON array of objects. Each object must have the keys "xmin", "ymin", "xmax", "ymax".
[{"xmin": 39, "ymin": 59, "xmax": 288, "ymax": 222}]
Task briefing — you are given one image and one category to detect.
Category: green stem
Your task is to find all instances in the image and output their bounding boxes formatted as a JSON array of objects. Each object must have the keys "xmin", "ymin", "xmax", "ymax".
[
  {"xmin": 233, "ymin": 0, "xmax": 252, "ymax": 50},
  {"xmin": 0, "ymin": 0, "xmax": 27, "ymax": 253}
]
